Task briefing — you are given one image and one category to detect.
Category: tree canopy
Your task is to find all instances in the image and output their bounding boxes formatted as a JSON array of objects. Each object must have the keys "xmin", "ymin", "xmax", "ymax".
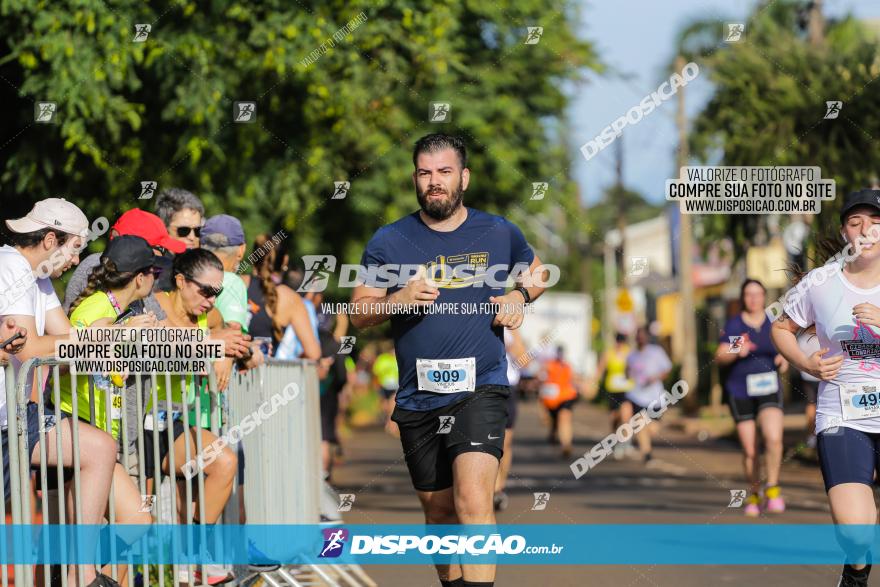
[{"xmin": 0, "ymin": 0, "xmax": 599, "ymax": 274}]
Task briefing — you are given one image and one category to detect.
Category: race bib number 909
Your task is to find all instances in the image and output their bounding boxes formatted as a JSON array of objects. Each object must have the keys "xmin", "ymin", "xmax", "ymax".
[{"xmin": 416, "ymin": 357, "xmax": 476, "ymax": 394}]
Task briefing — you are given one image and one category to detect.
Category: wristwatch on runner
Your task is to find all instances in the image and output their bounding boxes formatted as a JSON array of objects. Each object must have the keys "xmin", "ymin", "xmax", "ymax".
[{"xmin": 513, "ymin": 286, "xmax": 531, "ymax": 304}]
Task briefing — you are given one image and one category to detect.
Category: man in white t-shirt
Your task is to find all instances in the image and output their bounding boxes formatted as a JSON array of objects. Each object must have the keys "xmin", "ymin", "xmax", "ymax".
[{"xmin": 1, "ymin": 198, "xmax": 118, "ymax": 587}]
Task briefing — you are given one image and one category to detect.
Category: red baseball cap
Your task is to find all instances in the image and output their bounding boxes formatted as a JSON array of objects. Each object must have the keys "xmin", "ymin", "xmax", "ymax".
[{"xmin": 112, "ymin": 209, "xmax": 186, "ymax": 254}]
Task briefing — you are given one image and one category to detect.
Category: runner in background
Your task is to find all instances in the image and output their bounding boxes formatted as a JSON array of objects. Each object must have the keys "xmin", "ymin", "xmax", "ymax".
[
  {"xmin": 772, "ymin": 189, "xmax": 880, "ymax": 587},
  {"xmin": 595, "ymin": 332, "xmax": 634, "ymax": 460},
  {"xmin": 372, "ymin": 341, "xmax": 399, "ymax": 437},
  {"xmin": 716, "ymin": 279, "xmax": 788, "ymax": 516},
  {"xmin": 797, "ymin": 325, "xmax": 821, "ymax": 454},
  {"xmin": 623, "ymin": 327, "xmax": 672, "ymax": 464},
  {"xmin": 494, "ymin": 328, "xmax": 528, "ymax": 511},
  {"xmin": 539, "ymin": 346, "xmax": 579, "ymax": 459},
  {"xmin": 317, "ymin": 330, "xmax": 348, "ymax": 482}
]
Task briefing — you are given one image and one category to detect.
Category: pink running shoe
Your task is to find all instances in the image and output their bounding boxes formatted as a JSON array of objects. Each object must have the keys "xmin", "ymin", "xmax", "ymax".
[
  {"xmin": 744, "ymin": 493, "xmax": 761, "ymax": 517},
  {"xmin": 764, "ymin": 485, "xmax": 785, "ymax": 513}
]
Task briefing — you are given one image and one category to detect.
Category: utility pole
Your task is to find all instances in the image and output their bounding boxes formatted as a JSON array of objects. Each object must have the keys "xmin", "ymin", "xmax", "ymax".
[
  {"xmin": 676, "ymin": 54, "xmax": 699, "ymax": 414},
  {"xmin": 807, "ymin": 0, "xmax": 825, "ymax": 47},
  {"xmin": 615, "ymin": 137, "xmax": 626, "ymax": 281}
]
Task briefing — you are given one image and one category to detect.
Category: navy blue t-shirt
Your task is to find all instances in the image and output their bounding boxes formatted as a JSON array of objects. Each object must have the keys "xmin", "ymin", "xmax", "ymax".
[
  {"xmin": 360, "ymin": 208, "xmax": 535, "ymax": 411},
  {"xmin": 719, "ymin": 314, "xmax": 780, "ymax": 399}
]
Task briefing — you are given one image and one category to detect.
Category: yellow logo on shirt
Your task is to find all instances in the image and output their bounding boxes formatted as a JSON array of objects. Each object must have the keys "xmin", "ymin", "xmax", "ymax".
[{"xmin": 425, "ymin": 253, "xmax": 489, "ymax": 288}]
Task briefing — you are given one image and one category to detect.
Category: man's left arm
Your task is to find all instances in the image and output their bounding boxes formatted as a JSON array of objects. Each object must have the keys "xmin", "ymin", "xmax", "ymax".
[{"xmin": 490, "ymin": 254, "xmax": 548, "ymax": 330}]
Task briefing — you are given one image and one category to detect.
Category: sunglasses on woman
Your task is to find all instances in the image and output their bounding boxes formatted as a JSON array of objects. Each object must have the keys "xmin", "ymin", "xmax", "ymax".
[
  {"xmin": 140, "ymin": 266, "xmax": 163, "ymax": 277},
  {"xmin": 185, "ymin": 276, "xmax": 223, "ymax": 298},
  {"xmin": 174, "ymin": 226, "xmax": 202, "ymax": 238}
]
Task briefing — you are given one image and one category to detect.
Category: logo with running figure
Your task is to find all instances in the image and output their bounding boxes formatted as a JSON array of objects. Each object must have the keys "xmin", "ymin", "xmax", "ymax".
[
  {"xmin": 337, "ymin": 494, "xmax": 355, "ymax": 512},
  {"xmin": 319, "ymin": 528, "xmax": 349, "ymax": 558},
  {"xmin": 531, "ymin": 492, "xmax": 550, "ymax": 511},
  {"xmin": 840, "ymin": 320, "xmax": 880, "ymax": 370},
  {"xmin": 728, "ymin": 489, "xmax": 747, "ymax": 508},
  {"xmin": 437, "ymin": 416, "xmax": 455, "ymax": 434},
  {"xmin": 299, "ymin": 255, "xmax": 337, "ymax": 293}
]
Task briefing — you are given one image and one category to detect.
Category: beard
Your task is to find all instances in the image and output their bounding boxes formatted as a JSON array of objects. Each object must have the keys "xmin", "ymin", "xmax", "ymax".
[{"xmin": 417, "ymin": 180, "xmax": 464, "ymax": 220}]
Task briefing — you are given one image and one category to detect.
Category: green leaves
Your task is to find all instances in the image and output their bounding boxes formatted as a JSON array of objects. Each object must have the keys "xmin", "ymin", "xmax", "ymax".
[{"xmin": 1, "ymin": 0, "xmax": 596, "ymax": 282}]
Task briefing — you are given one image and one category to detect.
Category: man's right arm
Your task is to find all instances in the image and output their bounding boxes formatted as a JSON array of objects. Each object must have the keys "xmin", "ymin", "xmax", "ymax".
[{"xmin": 349, "ymin": 285, "xmax": 396, "ymax": 329}]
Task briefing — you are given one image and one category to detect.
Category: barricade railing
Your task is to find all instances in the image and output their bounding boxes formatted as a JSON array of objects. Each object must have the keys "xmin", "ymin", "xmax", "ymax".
[{"xmin": 0, "ymin": 356, "xmax": 327, "ymax": 587}]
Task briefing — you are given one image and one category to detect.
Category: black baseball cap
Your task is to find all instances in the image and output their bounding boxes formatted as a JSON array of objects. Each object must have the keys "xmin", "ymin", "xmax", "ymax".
[
  {"xmin": 103, "ymin": 235, "xmax": 156, "ymax": 273},
  {"xmin": 840, "ymin": 189, "xmax": 880, "ymax": 222}
]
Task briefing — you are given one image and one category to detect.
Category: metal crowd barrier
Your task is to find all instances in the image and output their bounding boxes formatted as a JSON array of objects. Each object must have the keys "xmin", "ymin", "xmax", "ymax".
[{"xmin": 0, "ymin": 356, "xmax": 375, "ymax": 587}]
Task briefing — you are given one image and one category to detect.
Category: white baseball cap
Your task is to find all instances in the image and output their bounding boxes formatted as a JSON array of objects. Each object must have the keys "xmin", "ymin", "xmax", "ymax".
[{"xmin": 5, "ymin": 198, "xmax": 89, "ymax": 237}]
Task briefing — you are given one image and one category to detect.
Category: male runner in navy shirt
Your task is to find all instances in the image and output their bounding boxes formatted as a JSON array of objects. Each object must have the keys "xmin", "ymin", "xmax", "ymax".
[{"xmin": 350, "ymin": 134, "xmax": 547, "ymax": 587}]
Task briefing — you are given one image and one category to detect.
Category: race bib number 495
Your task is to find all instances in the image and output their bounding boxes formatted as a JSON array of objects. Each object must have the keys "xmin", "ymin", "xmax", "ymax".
[
  {"xmin": 841, "ymin": 383, "xmax": 880, "ymax": 421},
  {"xmin": 416, "ymin": 357, "xmax": 476, "ymax": 394}
]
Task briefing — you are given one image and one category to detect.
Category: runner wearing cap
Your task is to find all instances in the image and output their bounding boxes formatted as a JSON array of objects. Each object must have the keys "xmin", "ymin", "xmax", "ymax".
[
  {"xmin": 772, "ymin": 189, "xmax": 880, "ymax": 587},
  {"xmin": 350, "ymin": 133, "xmax": 547, "ymax": 587},
  {"xmin": 716, "ymin": 279, "xmax": 788, "ymax": 516},
  {"xmin": 1, "ymin": 198, "xmax": 121, "ymax": 587}
]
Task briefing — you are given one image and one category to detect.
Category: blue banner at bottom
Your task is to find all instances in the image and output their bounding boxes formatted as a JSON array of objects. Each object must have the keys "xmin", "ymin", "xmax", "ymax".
[{"xmin": 0, "ymin": 524, "xmax": 876, "ymax": 565}]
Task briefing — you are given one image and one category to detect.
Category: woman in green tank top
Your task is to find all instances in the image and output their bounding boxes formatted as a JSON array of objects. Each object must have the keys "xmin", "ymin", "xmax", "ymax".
[{"xmin": 153, "ymin": 249, "xmax": 237, "ymax": 525}]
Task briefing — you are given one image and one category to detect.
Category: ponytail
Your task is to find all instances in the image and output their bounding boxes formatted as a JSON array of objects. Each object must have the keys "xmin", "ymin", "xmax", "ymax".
[
  {"xmin": 252, "ymin": 234, "xmax": 283, "ymax": 342},
  {"xmin": 68, "ymin": 257, "xmax": 140, "ymax": 314}
]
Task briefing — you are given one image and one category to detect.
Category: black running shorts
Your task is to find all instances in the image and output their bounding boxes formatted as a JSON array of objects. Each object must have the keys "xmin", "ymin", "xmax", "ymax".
[{"xmin": 391, "ymin": 384, "xmax": 509, "ymax": 492}]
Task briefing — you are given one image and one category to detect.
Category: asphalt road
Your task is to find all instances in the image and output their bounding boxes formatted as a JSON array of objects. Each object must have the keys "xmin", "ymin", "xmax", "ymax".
[{"xmin": 331, "ymin": 397, "xmax": 851, "ymax": 587}]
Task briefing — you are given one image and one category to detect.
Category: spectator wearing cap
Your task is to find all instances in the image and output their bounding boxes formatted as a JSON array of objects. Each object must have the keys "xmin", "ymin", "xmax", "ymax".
[
  {"xmin": 200, "ymin": 215, "xmax": 250, "ymax": 332},
  {"xmin": 62, "ymin": 209, "xmax": 186, "ymax": 461},
  {"xmin": 0, "ymin": 198, "xmax": 120, "ymax": 587},
  {"xmin": 154, "ymin": 188, "xmax": 205, "ymax": 249},
  {"xmin": 63, "ymin": 209, "xmax": 186, "ymax": 315}
]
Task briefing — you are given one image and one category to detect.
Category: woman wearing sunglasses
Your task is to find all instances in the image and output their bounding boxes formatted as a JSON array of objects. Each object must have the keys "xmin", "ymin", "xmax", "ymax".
[
  {"xmin": 60, "ymin": 235, "xmax": 160, "ymax": 584},
  {"xmin": 151, "ymin": 249, "xmax": 237, "ymax": 532},
  {"xmin": 154, "ymin": 187, "xmax": 205, "ymax": 250}
]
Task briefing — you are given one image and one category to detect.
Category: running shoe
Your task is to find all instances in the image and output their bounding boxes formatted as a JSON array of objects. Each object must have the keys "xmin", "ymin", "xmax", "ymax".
[
  {"xmin": 612, "ymin": 443, "xmax": 626, "ymax": 461},
  {"xmin": 838, "ymin": 563, "xmax": 871, "ymax": 586},
  {"xmin": 743, "ymin": 493, "xmax": 761, "ymax": 517},
  {"xmin": 493, "ymin": 491, "xmax": 509, "ymax": 512},
  {"xmin": 764, "ymin": 485, "xmax": 785, "ymax": 514},
  {"xmin": 177, "ymin": 565, "xmax": 234, "ymax": 585},
  {"xmin": 248, "ymin": 540, "xmax": 282, "ymax": 573}
]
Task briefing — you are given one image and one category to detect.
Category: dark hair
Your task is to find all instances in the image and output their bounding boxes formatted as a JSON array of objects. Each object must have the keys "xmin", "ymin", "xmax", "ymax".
[
  {"xmin": 412, "ymin": 133, "xmax": 467, "ymax": 169},
  {"xmin": 283, "ymin": 268, "xmax": 305, "ymax": 291},
  {"xmin": 252, "ymin": 234, "xmax": 283, "ymax": 342},
  {"xmin": 172, "ymin": 248, "xmax": 223, "ymax": 284},
  {"xmin": 154, "ymin": 188, "xmax": 205, "ymax": 225},
  {"xmin": 615, "ymin": 332, "xmax": 627, "ymax": 343},
  {"xmin": 739, "ymin": 279, "xmax": 767, "ymax": 307},
  {"xmin": 3, "ymin": 227, "xmax": 71, "ymax": 249},
  {"xmin": 69, "ymin": 257, "xmax": 142, "ymax": 314}
]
